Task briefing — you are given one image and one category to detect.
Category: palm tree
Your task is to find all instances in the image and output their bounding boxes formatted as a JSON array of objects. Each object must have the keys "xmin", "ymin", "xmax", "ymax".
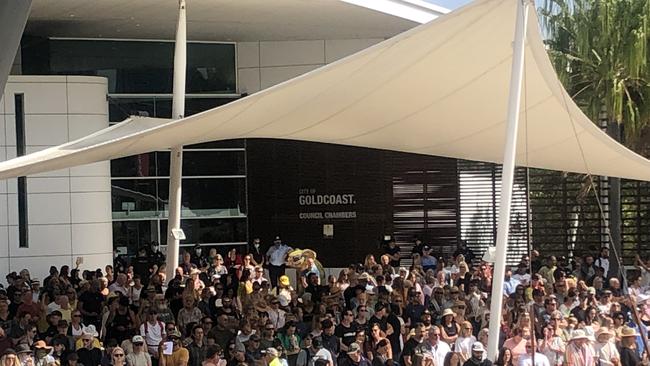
[{"xmin": 540, "ymin": 0, "xmax": 650, "ymax": 277}]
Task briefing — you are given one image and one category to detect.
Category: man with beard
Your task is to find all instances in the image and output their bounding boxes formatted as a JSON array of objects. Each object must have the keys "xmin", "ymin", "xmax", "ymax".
[
  {"xmin": 462, "ymin": 343, "xmax": 492, "ymax": 366},
  {"xmin": 400, "ymin": 323, "xmax": 426, "ymax": 366}
]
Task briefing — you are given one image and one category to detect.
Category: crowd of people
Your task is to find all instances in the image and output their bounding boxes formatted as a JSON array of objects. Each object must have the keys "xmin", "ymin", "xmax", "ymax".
[{"xmin": 0, "ymin": 237, "xmax": 649, "ymax": 366}]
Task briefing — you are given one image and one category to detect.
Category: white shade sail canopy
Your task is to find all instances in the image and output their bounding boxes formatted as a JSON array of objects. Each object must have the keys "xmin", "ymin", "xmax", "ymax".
[
  {"xmin": 0, "ymin": 0, "xmax": 32, "ymax": 96},
  {"xmin": 2, "ymin": 0, "xmax": 650, "ymax": 181}
]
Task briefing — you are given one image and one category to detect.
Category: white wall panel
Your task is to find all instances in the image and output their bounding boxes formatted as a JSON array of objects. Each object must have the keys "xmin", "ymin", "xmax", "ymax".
[
  {"xmin": 238, "ymin": 68, "xmax": 261, "ymax": 94},
  {"xmin": 25, "ymin": 114, "xmax": 69, "ymax": 146},
  {"xmin": 11, "ymin": 224, "xmax": 72, "ymax": 256},
  {"xmin": 260, "ymin": 65, "xmax": 323, "ymax": 89},
  {"xmin": 4, "ymin": 81, "xmax": 67, "ymax": 114},
  {"xmin": 71, "ymin": 222, "xmax": 112, "ymax": 254},
  {"xmin": 325, "ymin": 38, "xmax": 383, "ymax": 63},
  {"xmin": 68, "ymin": 115, "xmax": 109, "ymax": 140},
  {"xmin": 70, "ymin": 176, "xmax": 111, "ymax": 193},
  {"xmin": 70, "ymin": 161, "xmax": 110, "ymax": 178},
  {"xmin": 66, "ymin": 80, "xmax": 109, "ymax": 115},
  {"xmin": 260, "ymin": 40, "xmax": 325, "ymax": 67},
  {"xmin": 237, "ymin": 42, "xmax": 260, "ymax": 68},
  {"xmin": 27, "ymin": 193, "xmax": 71, "ymax": 224},
  {"xmin": 26, "ymin": 177, "xmax": 70, "ymax": 194},
  {"xmin": 70, "ymin": 192, "xmax": 111, "ymax": 224}
]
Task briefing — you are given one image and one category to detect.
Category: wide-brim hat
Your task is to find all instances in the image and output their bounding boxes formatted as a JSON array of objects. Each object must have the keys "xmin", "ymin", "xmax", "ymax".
[
  {"xmin": 621, "ymin": 326, "xmax": 640, "ymax": 338},
  {"xmin": 14, "ymin": 344, "xmax": 32, "ymax": 354},
  {"xmin": 441, "ymin": 308, "xmax": 455, "ymax": 318},
  {"xmin": 34, "ymin": 340, "xmax": 53, "ymax": 350},
  {"xmin": 596, "ymin": 327, "xmax": 615, "ymax": 339},
  {"xmin": 81, "ymin": 325, "xmax": 99, "ymax": 337},
  {"xmin": 570, "ymin": 329, "xmax": 589, "ymax": 341}
]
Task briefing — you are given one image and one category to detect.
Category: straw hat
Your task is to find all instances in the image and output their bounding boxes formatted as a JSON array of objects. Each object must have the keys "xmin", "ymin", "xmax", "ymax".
[
  {"xmin": 621, "ymin": 326, "xmax": 640, "ymax": 338},
  {"xmin": 596, "ymin": 327, "xmax": 615, "ymax": 340},
  {"xmin": 34, "ymin": 340, "xmax": 53, "ymax": 350},
  {"xmin": 441, "ymin": 308, "xmax": 455, "ymax": 318},
  {"xmin": 570, "ymin": 329, "xmax": 589, "ymax": 341}
]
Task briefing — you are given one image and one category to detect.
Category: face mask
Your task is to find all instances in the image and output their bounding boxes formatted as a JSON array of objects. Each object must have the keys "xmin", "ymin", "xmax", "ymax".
[
  {"xmin": 254, "ymin": 243, "xmax": 260, "ymax": 248},
  {"xmin": 196, "ymin": 249, "xmax": 202, "ymax": 255}
]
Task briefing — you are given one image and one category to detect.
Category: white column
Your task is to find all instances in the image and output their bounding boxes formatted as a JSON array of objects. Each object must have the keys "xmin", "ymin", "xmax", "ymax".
[
  {"xmin": 165, "ymin": 0, "xmax": 187, "ymax": 281},
  {"xmin": 487, "ymin": 0, "xmax": 529, "ymax": 361}
]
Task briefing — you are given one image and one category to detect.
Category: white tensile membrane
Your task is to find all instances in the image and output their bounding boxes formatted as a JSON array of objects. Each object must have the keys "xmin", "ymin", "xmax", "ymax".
[{"xmin": 0, "ymin": 0, "xmax": 649, "ymax": 184}]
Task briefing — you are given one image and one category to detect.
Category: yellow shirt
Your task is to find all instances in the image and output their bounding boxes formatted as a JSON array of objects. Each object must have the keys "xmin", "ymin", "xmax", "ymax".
[{"xmin": 163, "ymin": 347, "xmax": 189, "ymax": 366}]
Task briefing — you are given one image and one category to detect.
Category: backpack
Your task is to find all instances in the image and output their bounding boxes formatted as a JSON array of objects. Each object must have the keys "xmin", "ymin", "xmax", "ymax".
[{"xmin": 144, "ymin": 320, "xmax": 164, "ymax": 336}]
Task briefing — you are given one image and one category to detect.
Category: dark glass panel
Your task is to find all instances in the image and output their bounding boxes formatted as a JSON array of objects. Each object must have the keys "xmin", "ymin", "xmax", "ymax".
[
  {"xmin": 109, "ymin": 97, "xmax": 156, "ymax": 122},
  {"xmin": 37, "ymin": 40, "xmax": 235, "ymax": 93},
  {"xmin": 155, "ymin": 151, "xmax": 244, "ymax": 176},
  {"xmin": 159, "ymin": 218, "xmax": 247, "ymax": 245},
  {"xmin": 186, "ymin": 139, "xmax": 245, "ymax": 149},
  {"xmin": 111, "ymin": 153, "xmax": 158, "ymax": 177},
  {"xmin": 113, "ymin": 220, "xmax": 159, "ymax": 255},
  {"xmin": 111, "ymin": 179, "xmax": 160, "ymax": 219},
  {"xmin": 157, "ymin": 178, "xmax": 246, "ymax": 217}
]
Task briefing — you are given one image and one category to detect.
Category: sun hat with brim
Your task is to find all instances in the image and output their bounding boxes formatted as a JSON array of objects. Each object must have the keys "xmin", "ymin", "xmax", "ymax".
[
  {"xmin": 34, "ymin": 340, "xmax": 53, "ymax": 350},
  {"xmin": 82, "ymin": 325, "xmax": 99, "ymax": 337},
  {"xmin": 570, "ymin": 329, "xmax": 589, "ymax": 341},
  {"xmin": 441, "ymin": 308, "xmax": 455, "ymax": 318},
  {"xmin": 2, "ymin": 349, "xmax": 17, "ymax": 357},
  {"xmin": 14, "ymin": 344, "xmax": 32, "ymax": 354},
  {"xmin": 596, "ymin": 327, "xmax": 615, "ymax": 340},
  {"xmin": 190, "ymin": 268, "xmax": 201, "ymax": 275},
  {"xmin": 621, "ymin": 326, "xmax": 640, "ymax": 338}
]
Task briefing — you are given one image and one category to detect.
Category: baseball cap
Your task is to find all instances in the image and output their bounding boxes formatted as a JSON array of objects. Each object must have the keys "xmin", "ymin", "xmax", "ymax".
[
  {"xmin": 132, "ymin": 335, "xmax": 144, "ymax": 343},
  {"xmin": 472, "ymin": 342, "xmax": 485, "ymax": 352},
  {"xmin": 347, "ymin": 343, "xmax": 361, "ymax": 354}
]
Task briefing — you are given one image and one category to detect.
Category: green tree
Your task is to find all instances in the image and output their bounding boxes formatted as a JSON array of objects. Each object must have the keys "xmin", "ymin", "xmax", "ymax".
[{"xmin": 539, "ymin": 0, "xmax": 650, "ymax": 276}]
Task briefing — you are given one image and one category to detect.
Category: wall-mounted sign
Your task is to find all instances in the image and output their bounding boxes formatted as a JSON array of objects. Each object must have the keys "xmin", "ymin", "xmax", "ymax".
[{"xmin": 298, "ymin": 188, "xmax": 357, "ymax": 220}]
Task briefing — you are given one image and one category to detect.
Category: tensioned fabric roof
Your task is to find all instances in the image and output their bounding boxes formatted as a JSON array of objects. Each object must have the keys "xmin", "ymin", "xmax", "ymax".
[
  {"xmin": 0, "ymin": 1, "xmax": 32, "ymax": 95},
  {"xmin": 2, "ymin": 0, "xmax": 650, "ymax": 181}
]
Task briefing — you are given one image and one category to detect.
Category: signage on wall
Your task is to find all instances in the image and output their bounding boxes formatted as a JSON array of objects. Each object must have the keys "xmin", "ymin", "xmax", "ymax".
[{"xmin": 298, "ymin": 188, "xmax": 357, "ymax": 220}]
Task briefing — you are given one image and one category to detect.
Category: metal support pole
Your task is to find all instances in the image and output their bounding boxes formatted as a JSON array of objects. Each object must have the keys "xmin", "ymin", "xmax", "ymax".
[
  {"xmin": 165, "ymin": 0, "xmax": 187, "ymax": 282},
  {"xmin": 487, "ymin": 0, "xmax": 529, "ymax": 360}
]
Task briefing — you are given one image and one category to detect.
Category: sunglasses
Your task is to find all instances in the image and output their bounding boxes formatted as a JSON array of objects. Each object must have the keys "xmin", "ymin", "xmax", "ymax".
[
  {"xmin": 134, "ymin": 343, "xmax": 144, "ymax": 346},
  {"xmin": 166, "ymin": 328, "xmax": 176, "ymax": 332},
  {"xmin": 113, "ymin": 354, "xmax": 125, "ymax": 358},
  {"xmin": 83, "ymin": 339, "xmax": 92, "ymax": 343}
]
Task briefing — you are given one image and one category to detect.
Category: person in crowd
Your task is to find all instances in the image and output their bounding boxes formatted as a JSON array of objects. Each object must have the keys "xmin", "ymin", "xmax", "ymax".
[
  {"xmin": 126, "ymin": 335, "xmax": 152, "ymax": 366},
  {"xmin": 416, "ymin": 326, "xmax": 450, "ymax": 366},
  {"xmin": 159, "ymin": 330, "xmax": 189, "ymax": 366},
  {"xmin": 111, "ymin": 347, "xmax": 126, "ymax": 366},
  {"xmin": 518, "ymin": 341, "xmax": 550, "ymax": 366},
  {"xmin": 1, "ymin": 349, "xmax": 21, "ymax": 366},
  {"xmin": 77, "ymin": 327, "xmax": 102, "ymax": 366},
  {"xmin": 266, "ymin": 237, "xmax": 292, "ymax": 289}
]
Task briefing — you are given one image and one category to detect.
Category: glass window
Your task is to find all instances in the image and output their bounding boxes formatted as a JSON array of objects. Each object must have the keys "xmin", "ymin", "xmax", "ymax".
[
  {"xmin": 160, "ymin": 218, "xmax": 247, "ymax": 245},
  {"xmin": 24, "ymin": 39, "xmax": 236, "ymax": 94},
  {"xmin": 157, "ymin": 178, "xmax": 247, "ymax": 218},
  {"xmin": 112, "ymin": 179, "xmax": 161, "ymax": 219},
  {"xmin": 155, "ymin": 151, "xmax": 244, "ymax": 176},
  {"xmin": 113, "ymin": 220, "xmax": 159, "ymax": 255},
  {"xmin": 111, "ymin": 153, "xmax": 159, "ymax": 177},
  {"xmin": 109, "ymin": 97, "xmax": 156, "ymax": 122},
  {"xmin": 186, "ymin": 139, "xmax": 245, "ymax": 149}
]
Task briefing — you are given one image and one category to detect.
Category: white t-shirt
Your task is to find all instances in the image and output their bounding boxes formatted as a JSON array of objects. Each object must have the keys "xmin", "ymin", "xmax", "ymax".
[
  {"xmin": 140, "ymin": 320, "xmax": 166, "ymax": 347},
  {"xmin": 518, "ymin": 353, "xmax": 551, "ymax": 366}
]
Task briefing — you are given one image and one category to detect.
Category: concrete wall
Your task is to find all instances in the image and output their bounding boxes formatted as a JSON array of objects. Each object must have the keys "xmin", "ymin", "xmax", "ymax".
[
  {"xmin": 0, "ymin": 75, "xmax": 112, "ymax": 281},
  {"xmin": 237, "ymin": 38, "xmax": 384, "ymax": 94}
]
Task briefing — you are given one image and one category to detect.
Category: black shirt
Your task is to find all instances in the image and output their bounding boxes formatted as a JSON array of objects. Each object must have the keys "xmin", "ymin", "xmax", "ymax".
[
  {"xmin": 78, "ymin": 347, "xmax": 103, "ymax": 366},
  {"xmin": 335, "ymin": 323, "xmax": 358, "ymax": 347},
  {"xmin": 400, "ymin": 337, "xmax": 421, "ymax": 366},
  {"xmin": 620, "ymin": 346, "xmax": 641, "ymax": 366},
  {"xmin": 79, "ymin": 291, "xmax": 104, "ymax": 315}
]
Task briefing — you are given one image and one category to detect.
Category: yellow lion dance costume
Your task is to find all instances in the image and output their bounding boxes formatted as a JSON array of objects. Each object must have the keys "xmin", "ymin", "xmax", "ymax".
[{"xmin": 285, "ymin": 248, "xmax": 326, "ymax": 288}]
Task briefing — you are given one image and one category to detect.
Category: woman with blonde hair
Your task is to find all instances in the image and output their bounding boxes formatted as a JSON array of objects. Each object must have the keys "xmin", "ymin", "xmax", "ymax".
[
  {"xmin": 454, "ymin": 321, "xmax": 476, "ymax": 363},
  {"xmin": 1, "ymin": 350, "xmax": 21, "ymax": 366},
  {"xmin": 364, "ymin": 255, "xmax": 378, "ymax": 272},
  {"xmin": 336, "ymin": 269, "xmax": 350, "ymax": 291}
]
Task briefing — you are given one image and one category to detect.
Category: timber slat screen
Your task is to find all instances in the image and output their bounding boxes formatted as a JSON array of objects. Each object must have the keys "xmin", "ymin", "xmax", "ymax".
[
  {"xmin": 458, "ymin": 161, "xmax": 529, "ymax": 265},
  {"xmin": 391, "ymin": 155, "xmax": 459, "ymax": 264},
  {"xmin": 621, "ymin": 179, "xmax": 650, "ymax": 263},
  {"xmin": 528, "ymin": 169, "xmax": 609, "ymax": 260}
]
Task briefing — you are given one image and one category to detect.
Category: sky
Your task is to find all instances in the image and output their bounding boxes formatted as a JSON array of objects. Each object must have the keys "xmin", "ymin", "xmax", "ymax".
[{"xmin": 425, "ymin": 0, "xmax": 474, "ymax": 10}]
